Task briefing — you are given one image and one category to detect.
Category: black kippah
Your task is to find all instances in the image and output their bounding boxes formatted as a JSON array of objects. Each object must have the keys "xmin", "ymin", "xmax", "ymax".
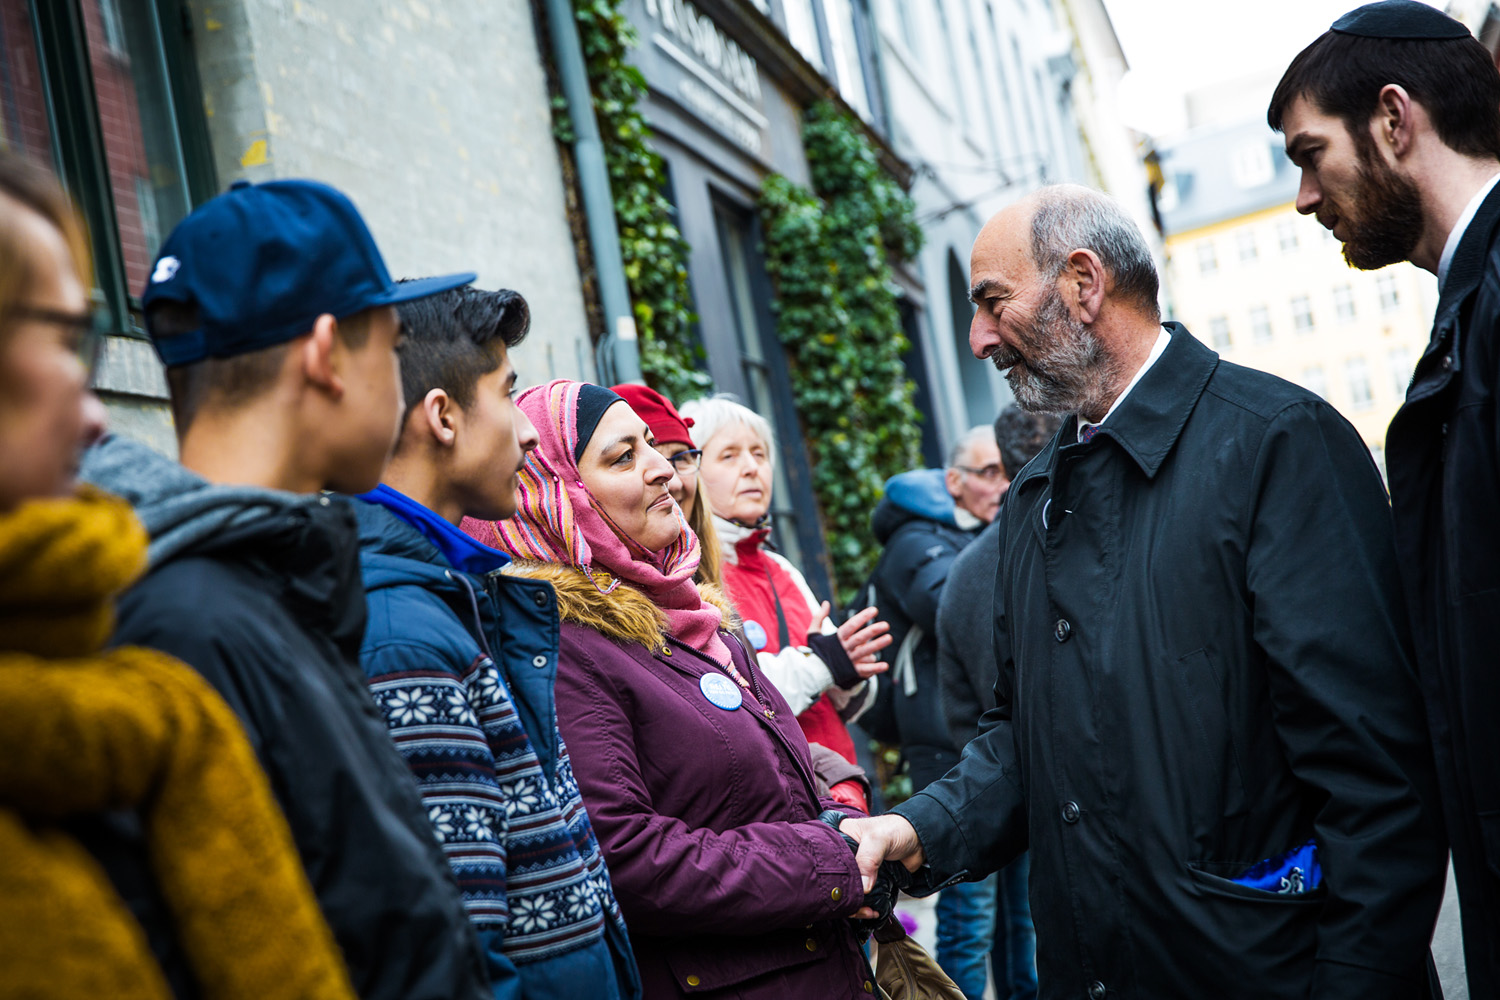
[
  {"xmin": 573, "ymin": 383, "xmax": 625, "ymax": 462},
  {"xmin": 1331, "ymin": 0, "xmax": 1470, "ymax": 40}
]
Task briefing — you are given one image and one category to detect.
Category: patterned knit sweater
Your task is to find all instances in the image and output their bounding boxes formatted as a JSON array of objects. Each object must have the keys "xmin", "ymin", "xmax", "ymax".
[{"xmin": 354, "ymin": 497, "xmax": 637, "ymax": 999}]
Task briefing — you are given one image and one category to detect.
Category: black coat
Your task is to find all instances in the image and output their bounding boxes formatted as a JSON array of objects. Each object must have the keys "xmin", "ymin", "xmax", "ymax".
[
  {"xmin": 106, "ymin": 486, "xmax": 489, "ymax": 1000},
  {"xmin": 870, "ymin": 477, "xmax": 979, "ymax": 790},
  {"xmin": 895, "ymin": 324, "xmax": 1446, "ymax": 1000},
  {"xmin": 935, "ymin": 515, "xmax": 1002, "ymax": 751},
  {"xmin": 1386, "ymin": 180, "xmax": 1500, "ymax": 999}
]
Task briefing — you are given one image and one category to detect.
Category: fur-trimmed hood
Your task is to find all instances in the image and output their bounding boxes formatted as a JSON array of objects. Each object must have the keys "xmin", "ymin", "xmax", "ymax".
[{"xmin": 505, "ymin": 561, "xmax": 737, "ymax": 651}]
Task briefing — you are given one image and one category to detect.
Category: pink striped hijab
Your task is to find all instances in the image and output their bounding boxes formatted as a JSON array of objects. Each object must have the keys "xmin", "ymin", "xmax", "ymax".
[{"xmin": 462, "ymin": 379, "xmax": 730, "ymax": 665}]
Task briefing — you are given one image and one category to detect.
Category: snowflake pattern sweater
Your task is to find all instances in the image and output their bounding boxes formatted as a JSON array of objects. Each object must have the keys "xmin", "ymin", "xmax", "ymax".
[{"xmin": 354, "ymin": 491, "xmax": 639, "ymax": 1000}]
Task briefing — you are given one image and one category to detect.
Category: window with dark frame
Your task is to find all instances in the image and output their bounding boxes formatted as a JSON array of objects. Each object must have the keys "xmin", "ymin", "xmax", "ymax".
[{"xmin": 1, "ymin": 0, "xmax": 215, "ymax": 339}]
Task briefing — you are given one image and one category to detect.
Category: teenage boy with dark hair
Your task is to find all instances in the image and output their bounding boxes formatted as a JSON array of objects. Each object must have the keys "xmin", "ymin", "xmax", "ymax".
[
  {"xmin": 353, "ymin": 286, "xmax": 640, "ymax": 1000},
  {"xmin": 82, "ymin": 179, "xmax": 491, "ymax": 1000},
  {"xmin": 1271, "ymin": 4, "xmax": 1500, "ymax": 994}
]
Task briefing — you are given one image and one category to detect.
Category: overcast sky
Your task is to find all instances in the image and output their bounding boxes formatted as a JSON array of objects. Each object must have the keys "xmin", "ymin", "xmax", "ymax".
[{"xmin": 1100, "ymin": 0, "xmax": 1447, "ymax": 136}]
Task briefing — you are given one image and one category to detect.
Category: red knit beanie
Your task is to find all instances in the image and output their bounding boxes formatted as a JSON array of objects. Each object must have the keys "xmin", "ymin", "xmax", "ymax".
[{"xmin": 611, "ymin": 384, "xmax": 696, "ymax": 447}]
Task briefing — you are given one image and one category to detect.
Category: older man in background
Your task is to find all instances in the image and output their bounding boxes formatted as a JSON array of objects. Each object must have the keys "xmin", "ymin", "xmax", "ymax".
[
  {"xmin": 934, "ymin": 405, "xmax": 1060, "ymax": 1000},
  {"xmin": 842, "ymin": 185, "xmax": 1445, "ymax": 1000},
  {"xmin": 867, "ymin": 425, "xmax": 1003, "ymax": 998}
]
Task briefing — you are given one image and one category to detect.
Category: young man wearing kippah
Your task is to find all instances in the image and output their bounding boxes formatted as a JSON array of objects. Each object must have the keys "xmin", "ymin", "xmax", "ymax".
[
  {"xmin": 83, "ymin": 179, "xmax": 491, "ymax": 1000},
  {"xmin": 352, "ymin": 287, "xmax": 640, "ymax": 1000},
  {"xmin": 1271, "ymin": 5, "xmax": 1500, "ymax": 994}
]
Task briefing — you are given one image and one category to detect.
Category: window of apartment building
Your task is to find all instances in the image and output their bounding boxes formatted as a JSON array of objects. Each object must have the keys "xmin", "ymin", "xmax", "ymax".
[
  {"xmin": 1237, "ymin": 229, "xmax": 1258, "ymax": 263},
  {"xmin": 821, "ymin": 0, "xmax": 871, "ymax": 119},
  {"xmin": 1230, "ymin": 140, "xmax": 1273, "ymax": 188},
  {"xmin": 1377, "ymin": 273, "xmax": 1401, "ymax": 312},
  {"xmin": 1345, "ymin": 357, "xmax": 1375, "ymax": 409},
  {"xmin": 1209, "ymin": 315, "xmax": 1232, "ymax": 351},
  {"xmin": 1249, "ymin": 305, "xmax": 1272, "ymax": 344},
  {"xmin": 1197, "ymin": 240, "xmax": 1218, "ymax": 275},
  {"xmin": 782, "ymin": 0, "xmax": 826, "ymax": 70},
  {"xmin": 3, "ymin": 0, "xmax": 214, "ymax": 335},
  {"xmin": 1333, "ymin": 283, "xmax": 1356, "ymax": 323},
  {"xmin": 1302, "ymin": 365, "xmax": 1328, "ymax": 399},
  {"xmin": 1291, "ymin": 294, "xmax": 1315, "ymax": 333},
  {"xmin": 1388, "ymin": 346, "xmax": 1415, "ymax": 396},
  {"xmin": 1277, "ymin": 218, "xmax": 1299, "ymax": 252}
]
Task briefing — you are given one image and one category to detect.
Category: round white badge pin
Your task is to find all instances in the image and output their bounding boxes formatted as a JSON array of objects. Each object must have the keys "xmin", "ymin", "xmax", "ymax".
[
  {"xmin": 700, "ymin": 672, "xmax": 743, "ymax": 711},
  {"xmin": 743, "ymin": 619, "xmax": 768, "ymax": 651}
]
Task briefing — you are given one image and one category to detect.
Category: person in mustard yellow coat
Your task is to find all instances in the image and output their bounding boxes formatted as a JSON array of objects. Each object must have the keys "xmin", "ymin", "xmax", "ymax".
[{"xmin": 0, "ymin": 150, "xmax": 355, "ymax": 1000}]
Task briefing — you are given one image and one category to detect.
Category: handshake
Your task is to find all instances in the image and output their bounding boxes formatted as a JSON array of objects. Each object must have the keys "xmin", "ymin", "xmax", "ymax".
[{"xmin": 818, "ymin": 809, "xmax": 922, "ymax": 926}]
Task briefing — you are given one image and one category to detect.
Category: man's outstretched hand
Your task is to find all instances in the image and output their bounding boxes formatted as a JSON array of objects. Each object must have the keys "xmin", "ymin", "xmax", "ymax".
[{"xmin": 838, "ymin": 814, "xmax": 926, "ymax": 920}]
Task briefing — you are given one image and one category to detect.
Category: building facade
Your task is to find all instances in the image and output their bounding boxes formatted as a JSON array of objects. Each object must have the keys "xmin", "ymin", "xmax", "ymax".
[
  {"xmin": 4, "ymin": 0, "xmax": 594, "ymax": 454},
  {"xmin": 1155, "ymin": 117, "xmax": 1437, "ymax": 470},
  {"xmin": 616, "ymin": 0, "xmax": 905, "ymax": 599},
  {"xmin": 868, "ymin": 0, "xmax": 1154, "ymax": 443}
]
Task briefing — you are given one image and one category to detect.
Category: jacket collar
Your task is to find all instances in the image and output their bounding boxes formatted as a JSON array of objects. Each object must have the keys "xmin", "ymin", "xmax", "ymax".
[
  {"xmin": 1436, "ymin": 179, "xmax": 1500, "ymax": 322},
  {"xmin": 357, "ymin": 484, "xmax": 509, "ymax": 578},
  {"xmin": 713, "ymin": 514, "xmax": 770, "ymax": 567},
  {"xmin": 1012, "ymin": 322, "xmax": 1218, "ymax": 489}
]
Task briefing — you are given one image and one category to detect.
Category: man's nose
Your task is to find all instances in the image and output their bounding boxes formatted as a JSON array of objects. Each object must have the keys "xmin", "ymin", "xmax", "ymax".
[
  {"xmin": 969, "ymin": 311, "xmax": 997, "ymax": 359},
  {"xmin": 1295, "ymin": 171, "xmax": 1321, "ymax": 216}
]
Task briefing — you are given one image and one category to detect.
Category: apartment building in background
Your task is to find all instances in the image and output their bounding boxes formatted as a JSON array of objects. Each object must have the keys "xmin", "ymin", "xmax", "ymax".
[{"xmin": 1155, "ymin": 116, "xmax": 1436, "ymax": 472}]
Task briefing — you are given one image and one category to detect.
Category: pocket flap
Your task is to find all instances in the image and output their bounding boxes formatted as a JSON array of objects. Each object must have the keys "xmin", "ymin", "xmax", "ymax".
[{"xmin": 664, "ymin": 925, "xmax": 832, "ymax": 992}]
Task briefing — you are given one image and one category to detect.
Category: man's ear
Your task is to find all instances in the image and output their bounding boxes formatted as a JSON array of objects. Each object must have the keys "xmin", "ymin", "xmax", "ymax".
[
  {"xmin": 421, "ymin": 387, "xmax": 459, "ymax": 448},
  {"xmin": 945, "ymin": 466, "xmax": 963, "ymax": 499},
  {"xmin": 1375, "ymin": 84, "xmax": 1415, "ymax": 158},
  {"xmin": 301, "ymin": 314, "xmax": 342, "ymax": 399},
  {"xmin": 1066, "ymin": 248, "xmax": 1107, "ymax": 324}
]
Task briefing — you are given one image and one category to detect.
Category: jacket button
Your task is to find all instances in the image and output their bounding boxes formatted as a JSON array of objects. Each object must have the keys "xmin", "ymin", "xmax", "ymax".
[
  {"xmin": 805, "ymin": 937, "xmax": 817, "ymax": 951},
  {"xmin": 531, "ymin": 590, "xmax": 548, "ymax": 609},
  {"xmin": 532, "ymin": 655, "xmax": 547, "ymax": 668},
  {"xmin": 831, "ymin": 886, "xmax": 842, "ymax": 901},
  {"xmin": 685, "ymin": 974, "xmax": 700, "ymax": 987},
  {"xmin": 1089, "ymin": 981, "xmax": 1107, "ymax": 999},
  {"xmin": 1062, "ymin": 800, "xmax": 1081, "ymax": 824},
  {"xmin": 1442, "ymin": 354, "xmax": 1453, "ymax": 369},
  {"xmin": 864, "ymin": 981, "xmax": 874, "ymax": 993},
  {"xmin": 1054, "ymin": 619, "xmax": 1072, "ymax": 642}
]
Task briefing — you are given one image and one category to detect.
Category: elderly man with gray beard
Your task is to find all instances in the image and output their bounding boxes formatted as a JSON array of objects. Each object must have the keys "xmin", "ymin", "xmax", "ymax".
[{"xmin": 840, "ymin": 185, "xmax": 1446, "ymax": 1000}]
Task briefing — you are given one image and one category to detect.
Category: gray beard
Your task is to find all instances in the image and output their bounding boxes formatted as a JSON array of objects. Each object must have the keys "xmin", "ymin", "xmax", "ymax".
[{"xmin": 991, "ymin": 286, "xmax": 1123, "ymax": 420}]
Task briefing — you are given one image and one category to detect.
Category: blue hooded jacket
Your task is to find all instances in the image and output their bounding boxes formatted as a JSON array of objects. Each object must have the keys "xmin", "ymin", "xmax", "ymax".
[
  {"xmin": 869, "ymin": 469, "xmax": 984, "ymax": 785},
  {"xmin": 354, "ymin": 488, "xmax": 641, "ymax": 1000}
]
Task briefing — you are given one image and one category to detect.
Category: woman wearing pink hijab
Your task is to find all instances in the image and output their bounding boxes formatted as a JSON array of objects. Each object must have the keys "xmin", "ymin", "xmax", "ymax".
[{"xmin": 463, "ymin": 380, "xmax": 875, "ymax": 1000}]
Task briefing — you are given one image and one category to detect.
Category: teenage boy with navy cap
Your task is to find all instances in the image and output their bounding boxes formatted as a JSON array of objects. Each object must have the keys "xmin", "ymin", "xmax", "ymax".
[
  {"xmin": 83, "ymin": 179, "xmax": 492, "ymax": 1000},
  {"xmin": 1270, "ymin": 6, "xmax": 1500, "ymax": 995}
]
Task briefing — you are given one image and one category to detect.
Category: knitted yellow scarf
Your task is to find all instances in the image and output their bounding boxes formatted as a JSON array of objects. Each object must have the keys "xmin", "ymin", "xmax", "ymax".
[{"xmin": 0, "ymin": 487, "xmax": 356, "ymax": 1000}]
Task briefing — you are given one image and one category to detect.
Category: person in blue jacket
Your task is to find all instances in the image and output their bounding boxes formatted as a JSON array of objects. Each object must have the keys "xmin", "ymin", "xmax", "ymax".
[{"xmin": 352, "ymin": 284, "xmax": 641, "ymax": 1000}]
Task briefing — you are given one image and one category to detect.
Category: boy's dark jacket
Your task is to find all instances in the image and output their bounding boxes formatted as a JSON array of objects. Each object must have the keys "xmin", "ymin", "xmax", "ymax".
[
  {"xmin": 82, "ymin": 436, "xmax": 489, "ymax": 1000},
  {"xmin": 353, "ymin": 491, "xmax": 640, "ymax": 1000}
]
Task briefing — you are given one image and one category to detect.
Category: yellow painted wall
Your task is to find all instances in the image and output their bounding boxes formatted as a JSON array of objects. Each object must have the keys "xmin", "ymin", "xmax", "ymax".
[{"xmin": 1164, "ymin": 202, "xmax": 1437, "ymax": 471}]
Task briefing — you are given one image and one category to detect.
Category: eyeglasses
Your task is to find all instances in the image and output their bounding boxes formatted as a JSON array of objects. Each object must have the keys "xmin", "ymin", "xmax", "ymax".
[
  {"xmin": 661, "ymin": 448, "xmax": 702, "ymax": 473},
  {"xmin": 12, "ymin": 304, "xmax": 104, "ymax": 381},
  {"xmin": 955, "ymin": 463, "xmax": 1005, "ymax": 483}
]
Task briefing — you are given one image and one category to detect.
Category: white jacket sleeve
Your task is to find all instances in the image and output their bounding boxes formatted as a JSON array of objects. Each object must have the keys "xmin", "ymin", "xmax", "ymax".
[
  {"xmin": 755, "ymin": 646, "xmax": 835, "ymax": 716},
  {"xmin": 752, "ymin": 553, "xmax": 871, "ymax": 719}
]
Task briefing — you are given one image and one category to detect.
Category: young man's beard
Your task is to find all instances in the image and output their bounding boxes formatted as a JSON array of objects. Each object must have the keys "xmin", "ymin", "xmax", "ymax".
[
  {"xmin": 991, "ymin": 284, "xmax": 1123, "ymax": 419},
  {"xmin": 1337, "ymin": 139, "xmax": 1425, "ymax": 270}
]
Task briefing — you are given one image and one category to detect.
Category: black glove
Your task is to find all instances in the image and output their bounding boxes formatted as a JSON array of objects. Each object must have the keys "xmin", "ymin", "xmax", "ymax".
[{"xmin": 817, "ymin": 810, "xmax": 913, "ymax": 929}]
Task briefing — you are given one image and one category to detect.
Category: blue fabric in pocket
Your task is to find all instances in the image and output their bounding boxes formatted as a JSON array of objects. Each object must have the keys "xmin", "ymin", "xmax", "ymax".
[{"xmin": 1232, "ymin": 840, "xmax": 1322, "ymax": 894}]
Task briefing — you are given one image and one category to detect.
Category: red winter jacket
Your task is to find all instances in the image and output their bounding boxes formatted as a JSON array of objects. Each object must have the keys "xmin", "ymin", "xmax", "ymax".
[{"xmin": 714, "ymin": 517, "xmax": 872, "ymax": 768}]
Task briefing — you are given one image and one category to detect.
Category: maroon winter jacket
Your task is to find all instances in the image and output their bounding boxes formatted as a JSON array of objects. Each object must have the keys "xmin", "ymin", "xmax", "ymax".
[{"xmin": 520, "ymin": 562, "xmax": 873, "ymax": 999}]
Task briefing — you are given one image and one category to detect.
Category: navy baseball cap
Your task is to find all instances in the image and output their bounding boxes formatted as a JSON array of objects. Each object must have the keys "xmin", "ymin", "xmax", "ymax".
[{"xmin": 142, "ymin": 178, "xmax": 476, "ymax": 367}]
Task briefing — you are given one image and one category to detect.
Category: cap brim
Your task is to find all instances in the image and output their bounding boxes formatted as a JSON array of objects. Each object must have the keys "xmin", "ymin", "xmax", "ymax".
[{"xmin": 373, "ymin": 271, "xmax": 478, "ymax": 306}]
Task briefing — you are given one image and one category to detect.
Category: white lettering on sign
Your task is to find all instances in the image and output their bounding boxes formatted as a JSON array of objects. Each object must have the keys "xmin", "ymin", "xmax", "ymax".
[
  {"xmin": 644, "ymin": 0, "xmax": 763, "ymax": 105},
  {"xmin": 678, "ymin": 78, "xmax": 762, "ymax": 153}
]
